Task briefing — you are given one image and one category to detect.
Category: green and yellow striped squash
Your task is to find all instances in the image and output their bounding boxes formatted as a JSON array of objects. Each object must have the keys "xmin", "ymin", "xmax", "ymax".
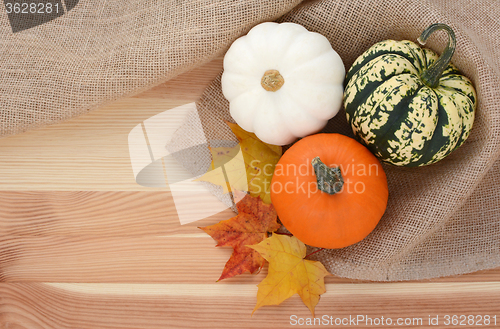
[{"xmin": 343, "ymin": 23, "xmax": 476, "ymax": 167}]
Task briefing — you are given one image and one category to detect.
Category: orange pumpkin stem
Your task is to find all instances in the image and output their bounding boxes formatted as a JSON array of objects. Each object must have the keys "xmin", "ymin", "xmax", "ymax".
[{"xmin": 311, "ymin": 156, "xmax": 344, "ymax": 195}]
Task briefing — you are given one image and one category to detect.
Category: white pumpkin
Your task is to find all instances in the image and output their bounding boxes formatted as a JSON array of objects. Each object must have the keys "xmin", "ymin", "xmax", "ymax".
[{"xmin": 221, "ymin": 22, "xmax": 345, "ymax": 145}]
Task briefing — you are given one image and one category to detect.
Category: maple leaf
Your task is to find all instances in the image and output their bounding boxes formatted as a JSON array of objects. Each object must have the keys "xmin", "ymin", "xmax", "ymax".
[
  {"xmin": 195, "ymin": 122, "xmax": 282, "ymax": 204},
  {"xmin": 199, "ymin": 191, "xmax": 281, "ymax": 281},
  {"xmin": 209, "ymin": 145, "xmax": 240, "ymax": 169},
  {"xmin": 198, "ymin": 145, "xmax": 248, "ymax": 194},
  {"xmin": 248, "ymin": 233, "xmax": 331, "ymax": 316}
]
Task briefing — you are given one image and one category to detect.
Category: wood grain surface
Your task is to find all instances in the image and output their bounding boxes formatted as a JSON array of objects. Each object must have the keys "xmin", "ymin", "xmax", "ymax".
[{"xmin": 1, "ymin": 57, "xmax": 499, "ymax": 329}]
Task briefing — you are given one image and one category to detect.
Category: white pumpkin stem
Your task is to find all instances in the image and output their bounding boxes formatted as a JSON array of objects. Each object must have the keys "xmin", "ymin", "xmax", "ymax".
[
  {"xmin": 311, "ymin": 157, "xmax": 344, "ymax": 195},
  {"xmin": 261, "ymin": 69, "xmax": 284, "ymax": 92},
  {"xmin": 418, "ymin": 23, "xmax": 456, "ymax": 89}
]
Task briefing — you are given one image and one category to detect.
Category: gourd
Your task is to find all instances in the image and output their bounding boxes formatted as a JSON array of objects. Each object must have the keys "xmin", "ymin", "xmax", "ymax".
[
  {"xmin": 221, "ymin": 22, "xmax": 345, "ymax": 146},
  {"xmin": 270, "ymin": 133, "xmax": 388, "ymax": 249},
  {"xmin": 343, "ymin": 23, "xmax": 477, "ymax": 167}
]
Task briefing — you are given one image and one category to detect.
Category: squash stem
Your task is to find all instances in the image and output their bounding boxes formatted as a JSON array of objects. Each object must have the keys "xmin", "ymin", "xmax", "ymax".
[
  {"xmin": 311, "ymin": 157, "xmax": 343, "ymax": 195},
  {"xmin": 261, "ymin": 69, "xmax": 284, "ymax": 92},
  {"xmin": 417, "ymin": 23, "xmax": 456, "ymax": 89}
]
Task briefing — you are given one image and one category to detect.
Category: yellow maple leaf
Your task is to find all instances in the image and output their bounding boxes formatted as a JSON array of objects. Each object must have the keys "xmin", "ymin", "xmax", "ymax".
[
  {"xmin": 195, "ymin": 122, "xmax": 282, "ymax": 204},
  {"xmin": 199, "ymin": 146, "xmax": 248, "ymax": 193},
  {"xmin": 209, "ymin": 146, "xmax": 240, "ymax": 169},
  {"xmin": 248, "ymin": 233, "xmax": 331, "ymax": 316}
]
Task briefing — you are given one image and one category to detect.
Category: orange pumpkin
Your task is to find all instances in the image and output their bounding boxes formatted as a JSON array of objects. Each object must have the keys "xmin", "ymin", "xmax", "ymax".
[{"xmin": 270, "ymin": 133, "xmax": 388, "ymax": 249}]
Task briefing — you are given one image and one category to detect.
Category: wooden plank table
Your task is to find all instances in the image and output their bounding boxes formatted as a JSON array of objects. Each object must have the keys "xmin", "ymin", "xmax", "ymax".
[{"xmin": 1, "ymin": 57, "xmax": 499, "ymax": 329}]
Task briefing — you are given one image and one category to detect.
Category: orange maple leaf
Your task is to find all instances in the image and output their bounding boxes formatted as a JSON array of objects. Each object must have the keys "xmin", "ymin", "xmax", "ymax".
[
  {"xmin": 199, "ymin": 191, "xmax": 281, "ymax": 281},
  {"xmin": 249, "ymin": 233, "xmax": 331, "ymax": 316}
]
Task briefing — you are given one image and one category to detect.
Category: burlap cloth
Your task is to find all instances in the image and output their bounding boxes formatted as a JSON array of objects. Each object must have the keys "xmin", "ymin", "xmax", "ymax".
[
  {"xmin": 2, "ymin": 0, "xmax": 500, "ymax": 281},
  {"xmin": 0, "ymin": 0, "xmax": 302, "ymax": 137}
]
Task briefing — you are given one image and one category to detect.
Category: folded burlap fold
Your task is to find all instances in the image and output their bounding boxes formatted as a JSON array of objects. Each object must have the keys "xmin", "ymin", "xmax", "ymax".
[{"xmin": 168, "ymin": 0, "xmax": 500, "ymax": 281}]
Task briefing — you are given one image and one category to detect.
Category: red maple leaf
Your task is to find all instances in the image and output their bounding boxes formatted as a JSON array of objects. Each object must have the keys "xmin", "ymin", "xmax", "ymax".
[{"xmin": 199, "ymin": 191, "xmax": 281, "ymax": 281}]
